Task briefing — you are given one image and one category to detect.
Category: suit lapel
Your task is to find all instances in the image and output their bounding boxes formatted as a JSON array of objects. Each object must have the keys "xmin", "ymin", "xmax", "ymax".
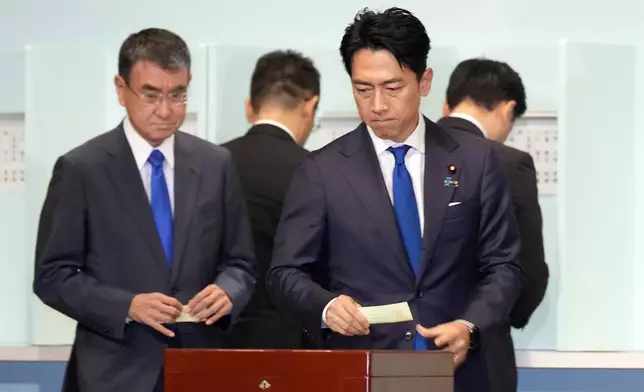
[
  {"xmin": 170, "ymin": 133, "xmax": 202, "ymax": 284},
  {"xmin": 339, "ymin": 126, "xmax": 415, "ymax": 280},
  {"xmin": 418, "ymin": 118, "xmax": 461, "ymax": 278},
  {"xmin": 103, "ymin": 126, "xmax": 169, "ymax": 277}
]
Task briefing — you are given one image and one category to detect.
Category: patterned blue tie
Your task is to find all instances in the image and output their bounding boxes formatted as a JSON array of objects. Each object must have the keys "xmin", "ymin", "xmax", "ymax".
[
  {"xmin": 148, "ymin": 149, "xmax": 173, "ymax": 268},
  {"xmin": 388, "ymin": 145, "xmax": 427, "ymax": 350}
]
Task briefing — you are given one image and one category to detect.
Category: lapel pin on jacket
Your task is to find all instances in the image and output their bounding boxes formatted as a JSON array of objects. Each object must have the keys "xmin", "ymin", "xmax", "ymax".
[{"xmin": 444, "ymin": 164, "xmax": 459, "ymax": 187}]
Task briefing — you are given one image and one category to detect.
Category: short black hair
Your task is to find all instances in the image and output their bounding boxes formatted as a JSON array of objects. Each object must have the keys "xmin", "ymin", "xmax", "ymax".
[
  {"xmin": 446, "ymin": 58, "xmax": 527, "ymax": 119},
  {"xmin": 339, "ymin": 7, "xmax": 431, "ymax": 80},
  {"xmin": 250, "ymin": 50, "xmax": 320, "ymax": 112},
  {"xmin": 118, "ymin": 28, "xmax": 191, "ymax": 84}
]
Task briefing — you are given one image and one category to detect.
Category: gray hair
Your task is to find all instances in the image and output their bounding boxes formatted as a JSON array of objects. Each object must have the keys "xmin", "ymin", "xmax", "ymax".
[{"xmin": 118, "ymin": 28, "xmax": 191, "ymax": 84}]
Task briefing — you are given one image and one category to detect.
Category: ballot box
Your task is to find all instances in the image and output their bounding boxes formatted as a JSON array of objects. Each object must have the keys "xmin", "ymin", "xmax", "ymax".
[{"xmin": 164, "ymin": 349, "xmax": 453, "ymax": 391}]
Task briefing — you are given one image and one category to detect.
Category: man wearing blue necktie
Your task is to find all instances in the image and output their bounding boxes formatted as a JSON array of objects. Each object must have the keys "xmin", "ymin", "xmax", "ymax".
[
  {"xmin": 33, "ymin": 28, "xmax": 256, "ymax": 392},
  {"xmin": 267, "ymin": 8, "xmax": 521, "ymax": 392}
]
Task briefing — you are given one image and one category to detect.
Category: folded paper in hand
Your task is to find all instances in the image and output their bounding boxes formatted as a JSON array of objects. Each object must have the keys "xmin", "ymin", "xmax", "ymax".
[
  {"xmin": 176, "ymin": 306, "xmax": 200, "ymax": 323},
  {"xmin": 358, "ymin": 302, "xmax": 414, "ymax": 324}
]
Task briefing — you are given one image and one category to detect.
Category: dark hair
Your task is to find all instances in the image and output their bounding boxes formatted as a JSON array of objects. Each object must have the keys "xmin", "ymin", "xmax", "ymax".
[
  {"xmin": 339, "ymin": 7, "xmax": 431, "ymax": 79},
  {"xmin": 118, "ymin": 28, "xmax": 191, "ymax": 84},
  {"xmin": 446, "ymin": 58, "xmax": 527, "ymax": 119},
  {"xmin": 250, "ymin": 50, "xmax": 320, "ymax": 112}
]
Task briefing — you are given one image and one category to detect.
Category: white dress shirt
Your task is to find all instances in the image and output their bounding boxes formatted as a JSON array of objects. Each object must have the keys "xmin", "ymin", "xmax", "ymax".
[
  {"xmin": 322, "ymin": 114, "xmax": 427, "ymax": 325},
  {"xmin": 253, "ymin": 119, "xmax": 296, "ymax": 141},
  {"xmin": 123, "ymin": 117, "xmax": 175, "ymax": 213},
  {"xmin": 449, "ymin": 112, "xmax": 488, "ymax": 139}
]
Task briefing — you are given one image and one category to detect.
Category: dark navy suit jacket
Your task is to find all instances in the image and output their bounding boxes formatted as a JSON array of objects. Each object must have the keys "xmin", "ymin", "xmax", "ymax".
[
  {"xmin": 267, "ymin": 116, "xmax": 521, "ymax": 392},
  {"xmin": 33, "ymin": 125, "xmax": 256, "ymax": 392}
]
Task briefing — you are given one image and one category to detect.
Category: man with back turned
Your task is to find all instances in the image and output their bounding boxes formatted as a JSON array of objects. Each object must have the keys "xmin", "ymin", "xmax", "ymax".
[{"xmin": 223, "ymin": 50, "xmax": 321, "ymax": 348}]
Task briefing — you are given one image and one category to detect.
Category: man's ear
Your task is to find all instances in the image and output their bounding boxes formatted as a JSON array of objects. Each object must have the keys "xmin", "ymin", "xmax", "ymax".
[
  {"xmin": 502, "ymin": 100, "xmax": 517, "ymax": 121},
  {"xmin": 244, "ymin": 98, "xmax": 256, "ymax": 124},
  {"xmin": 114, "ymin": 75, "xmax": 126, "ymax": 106},
  {"xmin": 420, "ymin": 68, "xmax": 433, "ymax": 97},
  {"xmin": 302, "ymin": 95, "xmax": 319, "ymax": 119}
]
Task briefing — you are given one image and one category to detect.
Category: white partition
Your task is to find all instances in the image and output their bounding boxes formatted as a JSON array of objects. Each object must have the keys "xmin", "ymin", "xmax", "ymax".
[
  {"xmin": 0, "ymin": 50, "xmax": 27, "ymax": 346},
  {"xmin": 206, "ymin": 44, "xmax": 271, "ymax": 143},
  {"xmin": 306, "ymin": 46, "xmax": 355, "ymax": 114},
  {"xmin": 421, "ymin": 46, "xmax": 462, "ymax": 119},
  {"xmin": 0, "ymin": 113, "xmax": 27, "ymax": 346},
  {"xmin": 0, "ymin": 50, "xmax": 25, "ymax": 114},
  {"xmin": 557, "ymin": 40, "xmax": 637, "ymax": 351},
  {"xmin": 26, "ymin": 44, "xmax": 111, "ymax": 345},
  {"xmin": 633, "ymin": 46, "xmax": 644, "ymax": 351}
]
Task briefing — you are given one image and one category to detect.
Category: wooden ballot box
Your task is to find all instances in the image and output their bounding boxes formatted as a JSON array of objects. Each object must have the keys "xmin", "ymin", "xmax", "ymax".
[{"xmin": 164, "ymin": 349, "xmax": 453, "ymax": 392}]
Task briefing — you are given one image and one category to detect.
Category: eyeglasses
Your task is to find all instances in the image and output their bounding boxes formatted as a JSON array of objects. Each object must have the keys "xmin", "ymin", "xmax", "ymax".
[{"xmin": 126, "ymin": 84, "xmax": 188, "ymax": 106}]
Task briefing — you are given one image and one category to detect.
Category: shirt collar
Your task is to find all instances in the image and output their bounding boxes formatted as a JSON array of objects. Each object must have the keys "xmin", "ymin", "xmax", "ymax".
[
  {"xmin": 254, "ymin": 119, "xmax": 297, "ymax": 141},
  {"xmin": 123, "ymin": 116, "xmax": 175, "ymax": 169},
  {"xmin": 449, "ymin": 112, "xmax": 489, "ymax": 139},
  {"xmin": 366, "ymin": 112, "xmax": 426, "ymax": 155}
]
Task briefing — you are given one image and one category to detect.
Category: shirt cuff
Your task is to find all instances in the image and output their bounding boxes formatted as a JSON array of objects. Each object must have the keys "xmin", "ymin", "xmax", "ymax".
[
  {"xmin": 321, "ymin": 297, "xmax": 339, "ymax": 328},
  {"xmin": 455, "ymin": 319, "xmax": 475, "ymax": 329}
]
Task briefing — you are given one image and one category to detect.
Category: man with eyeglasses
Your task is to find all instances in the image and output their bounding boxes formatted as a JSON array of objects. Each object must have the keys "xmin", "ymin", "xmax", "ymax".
[
  {"xmin": 222, "ymin": 50, "xmax": 320, "ymax": 349},
  {"xmin": 32, "ymin": 28, "xmax": 256, "ymax": 392}
]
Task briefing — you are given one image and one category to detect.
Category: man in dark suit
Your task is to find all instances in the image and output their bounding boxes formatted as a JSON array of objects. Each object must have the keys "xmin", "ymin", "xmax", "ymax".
[
  {"xmin": 32, "ymin": 28, "xmax": 256, "ymax": 392},
  {"xmin": 438, "ymin": 58, "xmax": 549, "ymax": 392},
  {"xmin": 222, "ymin": 50, "xmax": 320, "ymax": 348},
  {"xmin": 267, "ymin": 8, "xmax": 521, "ymax": 392}
]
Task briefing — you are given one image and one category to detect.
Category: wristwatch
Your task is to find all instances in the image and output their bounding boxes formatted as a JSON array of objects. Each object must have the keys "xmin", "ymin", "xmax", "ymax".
[{"xmin": 456, "ymin": 319, "xmax": 479, "ymax": 348}]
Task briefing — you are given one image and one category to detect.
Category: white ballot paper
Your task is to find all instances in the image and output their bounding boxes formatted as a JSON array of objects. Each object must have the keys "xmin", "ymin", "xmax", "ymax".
[
  {"xmin": 358, "ymin": 302, "xmax": 414, "ymax": 324},
  {"xmin": 176, "ymin": 306, "xmax": 200, "ymax": 323}
]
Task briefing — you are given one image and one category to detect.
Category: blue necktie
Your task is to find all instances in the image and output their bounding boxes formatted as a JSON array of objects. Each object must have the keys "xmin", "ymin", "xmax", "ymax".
[
  {"xmin": 148, "ymin": 149, "xmax": 173, "ymax": 268},
  {"xmin": 388, "ymin": 145, "xmax": 427, "ymax": 350}
]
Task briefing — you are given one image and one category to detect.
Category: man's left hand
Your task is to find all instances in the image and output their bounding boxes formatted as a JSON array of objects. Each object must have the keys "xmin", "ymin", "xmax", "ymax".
[
  {"xmin": 187, "ymin": 284, "xmax": 232, "ymax": 325},
  {"xmin": 416, "ymin": 321, "xmax": 470, "ymax": 367}
]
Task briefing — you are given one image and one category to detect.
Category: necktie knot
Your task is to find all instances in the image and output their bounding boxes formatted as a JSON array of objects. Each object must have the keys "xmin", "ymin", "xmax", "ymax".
[
  {"xmin": 388, "ymin": 145, "xmax": 412, "ymax": 165},
  {"xmin": 148, "ymin": 149, "xmax": 165, "ymax": 168}
]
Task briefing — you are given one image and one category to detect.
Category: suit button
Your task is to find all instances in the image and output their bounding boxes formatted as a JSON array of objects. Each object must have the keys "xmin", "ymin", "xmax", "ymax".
[
  {"xmin": 416, "ymin": 290, "xmax": 423, "ymax": 298},
  {"xmin": 171, "ymin": 287, "xmax": 178, "ymax": 295},
  {"xmin": 404, "ymin": 331, "xmax": 413, "ymax": 341}
]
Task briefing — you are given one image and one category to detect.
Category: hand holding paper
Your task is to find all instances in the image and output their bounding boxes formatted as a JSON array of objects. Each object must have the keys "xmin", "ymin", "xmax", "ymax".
[{"xmin": 325, "ymin": 295, "xmax": 370, "ymax": 336}]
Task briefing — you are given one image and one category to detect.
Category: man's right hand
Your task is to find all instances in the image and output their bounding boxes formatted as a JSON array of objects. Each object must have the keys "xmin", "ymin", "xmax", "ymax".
[
  {"xmin": 325, "ymin": 295, "xmax": 370, "ymax": 336},
  {"xmin": 128, "ymin": 293, "xmax": 183, "ymax": 337}
]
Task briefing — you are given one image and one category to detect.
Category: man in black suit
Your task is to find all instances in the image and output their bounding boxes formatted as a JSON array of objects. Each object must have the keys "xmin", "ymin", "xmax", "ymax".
[
  {"xmin": 267, "ymin": 8, "xmax": 522, "ymax": 392},
  {"xmin": 222, "ymin": 50, "xmax": 320, "ymax": 349},
  {"xmin": 32, "ymin": 28, "xmax": 256, "ymax": 392},
  {"xmin": 438, "ymin": 58, "xmax": 549, "ymax": 392}
]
